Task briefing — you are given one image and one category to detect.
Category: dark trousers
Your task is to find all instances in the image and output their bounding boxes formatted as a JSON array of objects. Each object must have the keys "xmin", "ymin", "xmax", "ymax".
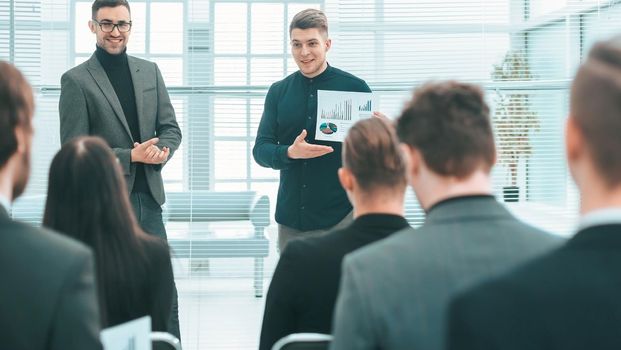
[{"xmin": 130, "ymin": 192, "xmax": 181, "ymax": 342}]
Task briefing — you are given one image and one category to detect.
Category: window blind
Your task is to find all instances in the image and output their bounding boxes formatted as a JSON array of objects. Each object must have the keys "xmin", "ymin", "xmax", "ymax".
[{"xmin": 3, "ymin": 0, "xmax": 621, "ymax": 348}]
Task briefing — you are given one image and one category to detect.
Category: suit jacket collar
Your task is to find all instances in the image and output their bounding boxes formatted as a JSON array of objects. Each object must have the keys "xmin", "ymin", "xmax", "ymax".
[
  {"xmin": 87, "ymin": 53, "xmax": 134, "ymax": 141},
  {"xmin": 425, "ymin": 195, "xmax": 511, "ymax": 225}
]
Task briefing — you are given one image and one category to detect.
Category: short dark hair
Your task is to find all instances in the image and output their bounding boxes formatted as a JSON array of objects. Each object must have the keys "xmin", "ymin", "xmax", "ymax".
[
  {"xmin": 571, "ymin": 36, "xmax": 621, "ymax": 188},
  {"xmin": 0, "ymin": 61, "xmax": 34, "ymax": 169},
  {"xmin": 43, "ymin": 136, "xmax": 156, "ymax": 327},
  {"xmin": 396, "ymin": 81, "xmax": 495, "ymax": 178},
  {"xmin": 289, "ymin": 9, "xmax": 328, "ymax": 37},
  {"xmin": 343, "ymin": 117, "xmax": 407, "ymax": 193},
  {"xmin": 91, "ymin": 0, "xmax": 131, "ymax": 19}
]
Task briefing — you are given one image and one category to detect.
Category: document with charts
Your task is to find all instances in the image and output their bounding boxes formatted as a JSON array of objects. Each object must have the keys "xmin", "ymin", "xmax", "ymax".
[{"xmin": 315, "ymin": 90, "xmax": 378, "ymax": 142}]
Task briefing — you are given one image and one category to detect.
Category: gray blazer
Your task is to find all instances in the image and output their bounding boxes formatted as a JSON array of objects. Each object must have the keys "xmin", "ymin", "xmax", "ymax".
[
  {"xmin": 59, "ymin": 54, "xmax": 182, "ymax": 205},
  {"xmin": 331, "ymin": 196, "xmax": 563, "ymax": 350},
  {"xmin": 0, "ymin": 206, "xmax": 102, "ymax": 350}
]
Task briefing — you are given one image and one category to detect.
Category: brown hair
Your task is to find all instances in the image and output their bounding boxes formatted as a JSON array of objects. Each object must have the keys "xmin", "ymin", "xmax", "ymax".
[
  {"xmin": 343, "ymin": 118, "xmax": 407, "ymax": 193},
  {"xmin": 0, "ymin": 61, "xmax": 34, "ymax": 169},
  {"xmin": 289, "ymin": 9, "xmax": 328, "ymax": 37},
  {"xmin": 396, "ymin": 81, "xmax": 495, "ymax": 178},
  {"xmin": 43, "ymin": 136, "xmax": 156, "ymax": 327},
  {"xmin": 571, "ymin": 36, "xmax": 621, "ymax": 188},
  {"xmin": 91, "ymin": 0, "xmax": 131, "ymax": 19}
]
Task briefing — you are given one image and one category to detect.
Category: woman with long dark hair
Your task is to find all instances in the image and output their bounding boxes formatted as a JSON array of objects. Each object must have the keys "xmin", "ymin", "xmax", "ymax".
[{"xmin": 43, "ymin": 136, "xmax": 173, "ymax": 332}]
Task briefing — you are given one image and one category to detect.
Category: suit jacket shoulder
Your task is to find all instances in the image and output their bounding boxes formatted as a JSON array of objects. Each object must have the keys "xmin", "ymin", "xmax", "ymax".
[
  {"xmin": 334, "ymin": 199, "xmax": 562, "ymax": 350},
  {"xmin": 330, "ymin": 66, "xmax": 369, "ymax": 87},
  {"xmin": 62, "ymin": 58, "xmax": 90, "ymax": 78},
  {"xmin": 2, "ymin": 218, "xmax": 92, "ymax": 264},
  {"xmin": 0, "ymin": 217, "xmax": 101, "ymax": 350},
  {"xmin": 449, "ymin": 225, "xmax": 621, "ymax": 350}
]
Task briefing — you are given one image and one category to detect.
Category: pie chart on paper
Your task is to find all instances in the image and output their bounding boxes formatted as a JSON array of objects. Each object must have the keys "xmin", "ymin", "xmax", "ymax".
[{"xmin": 320, "ymin": 122, "xmax": 338, "ymax": 135}]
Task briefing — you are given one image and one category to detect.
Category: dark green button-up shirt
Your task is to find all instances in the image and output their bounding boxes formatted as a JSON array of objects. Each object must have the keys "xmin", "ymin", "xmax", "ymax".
[{"xmin": 253, "ymin": 64, "xmax": 371, "ymax": 231}]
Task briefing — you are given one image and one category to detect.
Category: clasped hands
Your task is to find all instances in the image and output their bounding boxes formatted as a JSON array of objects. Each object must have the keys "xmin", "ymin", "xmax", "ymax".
[{"xmin": 131, "ymin": 137, "xmax": 170, "ymax": 164}]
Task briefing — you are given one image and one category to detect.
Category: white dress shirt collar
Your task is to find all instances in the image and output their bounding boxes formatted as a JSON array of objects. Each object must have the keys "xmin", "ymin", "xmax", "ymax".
[
  {"xmin": 0, "ymin": 194, "xmax": 11, "ymax": 213},
  {"xmin": 578, "ymin": 207, "xmax": 621, "ymax": 231}
]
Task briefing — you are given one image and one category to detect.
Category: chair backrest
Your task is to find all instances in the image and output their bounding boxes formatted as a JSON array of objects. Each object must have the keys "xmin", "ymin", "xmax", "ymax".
[
  {"xmin": 100, "ymin": 316, "xmax": 152, "ymax": 350},
  {"xmin": 150, "ymin": 332, "xmax": 182, "ymax": 350},
  {"xmin": 271, "ymin": 333, "xmax": 333, "ymax": 350},
  {"xmin": 100, "ymin": 317, "xmax": 181, "ymax": 350}
]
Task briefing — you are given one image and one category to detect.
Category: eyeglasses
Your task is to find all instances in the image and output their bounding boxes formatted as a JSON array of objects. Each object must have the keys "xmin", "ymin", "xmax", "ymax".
[{"xmin": 93, "ymin": 19, "xmax": 132, "ymax": 33}]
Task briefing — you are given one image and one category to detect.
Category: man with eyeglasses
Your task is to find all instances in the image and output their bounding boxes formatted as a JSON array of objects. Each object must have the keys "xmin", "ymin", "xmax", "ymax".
[{"xmin": 59, "ymin": 0, "xmax": 182, "ymax": 341}]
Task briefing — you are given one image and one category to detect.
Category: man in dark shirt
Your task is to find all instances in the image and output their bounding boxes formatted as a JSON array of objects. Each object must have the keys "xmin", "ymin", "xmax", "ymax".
[
  {"xmin": 58, "ymin": 0, "xmax": 182, "ymax": 340},
  {"xmin": 259, "ymin": 118, "xmax": 410, "ymax": 350},
  {"xmin": 253, "ymin": 9, "xmax": 372, "ymax": 252}
]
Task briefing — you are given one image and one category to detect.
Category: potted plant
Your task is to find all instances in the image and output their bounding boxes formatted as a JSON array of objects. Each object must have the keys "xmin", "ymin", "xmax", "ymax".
[{"xmin": 491, "ymin": 51, "xmax": 540, "ymax": 202}]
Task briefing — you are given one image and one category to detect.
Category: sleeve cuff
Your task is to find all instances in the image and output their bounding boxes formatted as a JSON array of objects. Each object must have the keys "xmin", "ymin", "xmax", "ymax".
[
  {"xmin": 114, "ymin": 148, "xmax": 132, "ymax": 175},
  {"xmin": 276, "ymin": 145, "xmax": 293, "ymax": 167}
]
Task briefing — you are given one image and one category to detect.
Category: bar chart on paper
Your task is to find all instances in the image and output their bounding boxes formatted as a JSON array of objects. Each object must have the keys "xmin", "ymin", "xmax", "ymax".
[
  {"xmin": 319, "ymin": 99, "xmax": 353, "ymax": 121},
  {"xmin": 316, "ymin": 90, "xmax": 377, "ymax": 142},
  {"xmin": 358, "ymin": 99, "xmax": 372, "ymax": 112}
]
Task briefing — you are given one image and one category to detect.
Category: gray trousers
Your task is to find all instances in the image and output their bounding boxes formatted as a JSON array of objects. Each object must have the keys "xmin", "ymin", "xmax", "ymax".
[{"xmin": 277, "ymin": 211, "xmax": 354, "ymax": 253}]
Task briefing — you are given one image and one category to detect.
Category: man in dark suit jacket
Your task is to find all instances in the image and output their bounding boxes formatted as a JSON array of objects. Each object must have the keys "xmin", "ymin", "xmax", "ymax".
[
  {"xmin": 330, "ymin": 81, "xmax": 561, "ymax": 350},
  {"xmin": 58, "ymin": 0, "xmax": 182, "ymax": 338},
  {"xmin": 259, "ymin": 118, "xmax": 410, "ymax": 350},
  {"xmin": 0, "ymin": 61, "xmax": 101, "ymax": 349},
  {"xmin": 447, "ymin": 36, "xmax": 621, "ymax": 350}
]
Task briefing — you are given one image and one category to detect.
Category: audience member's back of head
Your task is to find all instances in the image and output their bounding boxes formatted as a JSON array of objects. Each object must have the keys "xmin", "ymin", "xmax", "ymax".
[
  {"xmin": 570, "ymin": 35, "xmax": 621, "ymax": 189},
  {"xmin": 396, "ymin": 81, "xmax": 496, "ymax": 179},
  {"xmin": 0, "ymin": 61, "xmax": 35, "ymax": 200},
  {"xmin": 342, "ymin": 117, "xmax": 407, "ymax": 196},
  {"xmin": 43, "ymin": 136, "xmax": 153, "ymax": 327}
]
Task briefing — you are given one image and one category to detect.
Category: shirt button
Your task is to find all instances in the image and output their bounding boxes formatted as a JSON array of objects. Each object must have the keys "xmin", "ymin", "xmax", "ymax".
[
  {"xmin": 309, "ymin": 79, "xmax": 313, "ymax": 83},
  {"xmin": 301, "ymin": 206, "xmax": 305, "ymax": 210},
  {"xmin": 302, "ymin": 184, "xmax": 307, "ymax": 188},
  {"xmin": 308, "ymin": 116, "xmax": 312, "ymax": 120},
  {"xmin": 310, "ymin": 94, "xmax": 314, "ymax": 98}
]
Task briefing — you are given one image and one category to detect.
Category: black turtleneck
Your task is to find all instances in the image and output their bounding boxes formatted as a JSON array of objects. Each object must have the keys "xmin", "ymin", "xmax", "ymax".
[{"xmin": 95, "ymin": 45, "xmax": 149, "ymax": 193}]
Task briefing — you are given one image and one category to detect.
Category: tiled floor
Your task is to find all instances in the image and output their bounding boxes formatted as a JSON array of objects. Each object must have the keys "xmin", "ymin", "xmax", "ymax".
[
  {"xmin": 177, "ymin": 278, "xmax": 269, "ymax": 349},
  {"xmin": 174, "ymin": 226, "xmax": 279, "ymax": 350}
]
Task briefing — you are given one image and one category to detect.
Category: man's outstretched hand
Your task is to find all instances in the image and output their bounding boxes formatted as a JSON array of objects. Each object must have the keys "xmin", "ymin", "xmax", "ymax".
[{"xmin": 287, "ymin": 129, "xmax": 333, "ymax": 159}]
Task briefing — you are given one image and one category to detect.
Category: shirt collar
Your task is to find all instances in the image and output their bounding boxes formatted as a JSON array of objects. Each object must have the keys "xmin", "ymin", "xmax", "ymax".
[
  {"xmin": 578, "ymin": 207, "xmax": 621, "ymax": 231},
  {"xmin": 0, "ymin": 194, "xmax": 11, "ymax": 213},
  {"xmin": 299, "ymin": 62, "xmax": 332, "ymax": 82},
  {"xmin": 351, "ymin": 213, "xmax": 409, "ymax": 229},
  {"xmin": 95, "ymin": 44, "xmax": 128, "ymax": 70},
  {"xmin": 426, "ymin": 194, "xmax": 495, "ymax": 214}
]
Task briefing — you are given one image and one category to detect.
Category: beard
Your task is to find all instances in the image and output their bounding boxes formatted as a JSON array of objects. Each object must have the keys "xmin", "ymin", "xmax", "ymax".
[{"xmin": 12, "ymin": 149, "xmax": 30, "ymax": 201}]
